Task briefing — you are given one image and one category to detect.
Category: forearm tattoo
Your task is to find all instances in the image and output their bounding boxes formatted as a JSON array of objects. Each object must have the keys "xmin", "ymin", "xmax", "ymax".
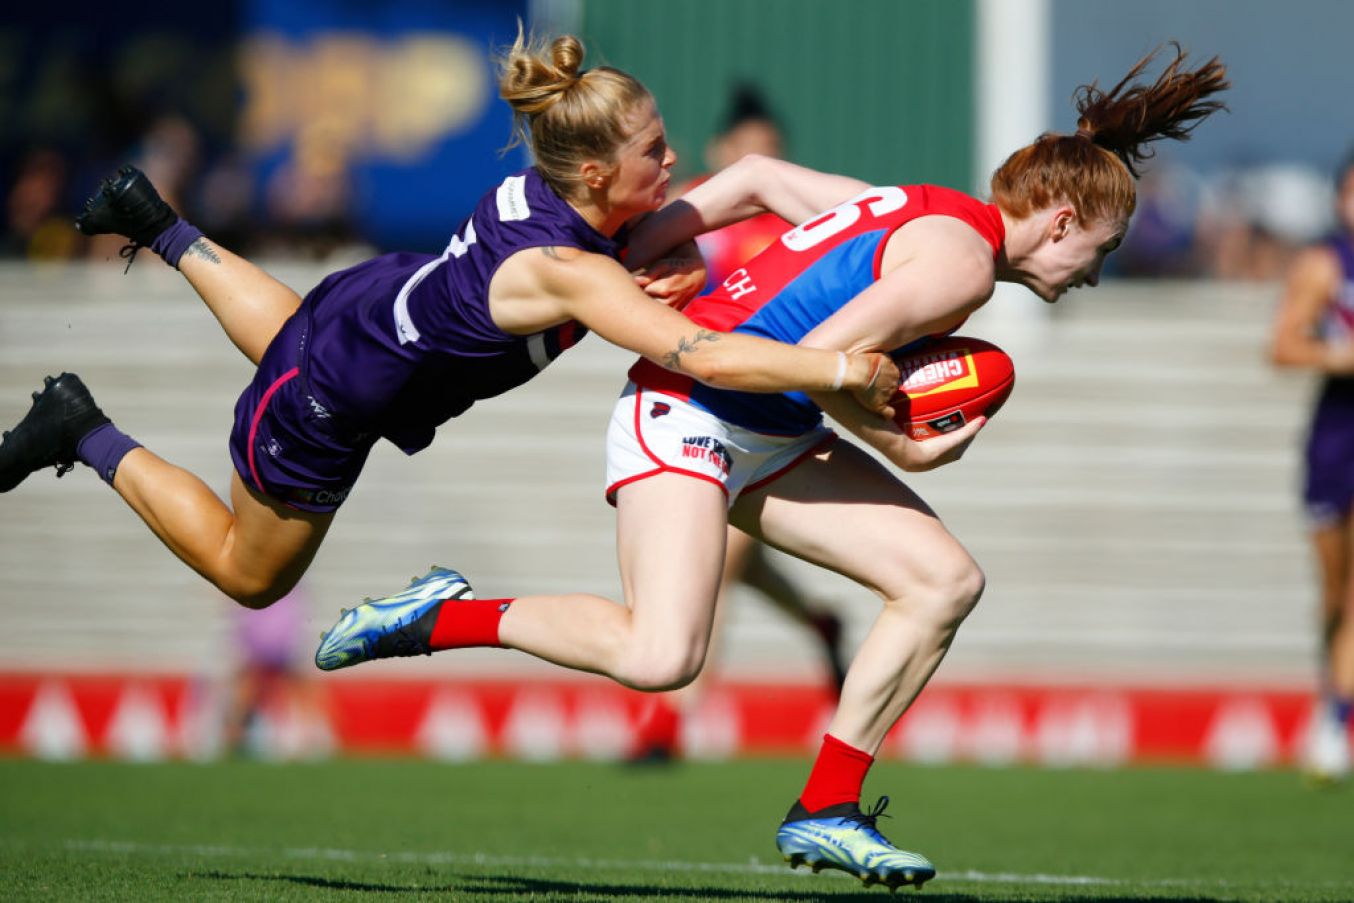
[
  {"xmin": 183, "ymin": 238, "xmax": 221, "ymax": 265},
  {"xmin": 662, "ymin": 330, "xmax": 721, "ymax": 369}
]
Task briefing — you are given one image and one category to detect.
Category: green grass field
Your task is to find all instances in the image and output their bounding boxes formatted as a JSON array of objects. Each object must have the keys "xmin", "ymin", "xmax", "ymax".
[{"xmin": 1, "ymin": 757, "xmax": 1350, "ymax": 901}]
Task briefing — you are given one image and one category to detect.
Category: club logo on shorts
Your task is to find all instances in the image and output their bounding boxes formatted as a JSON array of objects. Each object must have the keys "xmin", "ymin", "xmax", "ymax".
[
  {"xmin": 650, "ymin": 401, "xmax": 671, "ymax": 418},
  {"xmin": 681, "ymin": 435, "xmax": 732, "ymax": 477}
]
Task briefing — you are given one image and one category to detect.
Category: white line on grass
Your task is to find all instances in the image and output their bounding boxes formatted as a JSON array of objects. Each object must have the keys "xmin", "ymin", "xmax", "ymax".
[{"xmin": 64, "ymin": 838, "xmax": 1128, "ymax": 886}]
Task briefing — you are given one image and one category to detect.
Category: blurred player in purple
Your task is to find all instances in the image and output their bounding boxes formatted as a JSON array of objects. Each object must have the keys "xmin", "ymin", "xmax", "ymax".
[
  {"xmin": 224, "ymin": 583, "xmax": 331, "ymax": 758},
  {"xmin": 0, "ymin": 32, "xmax": 897, "ymax": 608},
  {"xmin": 1270, "ymin": 151, "xmax": 1354, "ymax": 783}
]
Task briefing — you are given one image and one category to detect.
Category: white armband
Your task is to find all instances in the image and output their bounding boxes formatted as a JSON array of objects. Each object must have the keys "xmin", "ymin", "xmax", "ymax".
[{"xmin": 830, "ymin": 351, "xmax": 849, "ymax": 391}]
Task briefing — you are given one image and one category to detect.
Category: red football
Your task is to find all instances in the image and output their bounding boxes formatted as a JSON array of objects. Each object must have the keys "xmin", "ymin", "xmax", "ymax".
[{"xmin": 890, "ymin": 336, "xmax": 1015, "ymax": 440}]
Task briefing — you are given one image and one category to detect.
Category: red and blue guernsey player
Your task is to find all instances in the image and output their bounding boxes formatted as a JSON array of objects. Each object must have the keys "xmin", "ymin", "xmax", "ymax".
[
  {"xmin": 618, "ymin": 184, "xmax": 1000, "ymax": 442},
  {"xmin": 314, "ymin": 43, "xmax": 1227, "ymax": 893}
]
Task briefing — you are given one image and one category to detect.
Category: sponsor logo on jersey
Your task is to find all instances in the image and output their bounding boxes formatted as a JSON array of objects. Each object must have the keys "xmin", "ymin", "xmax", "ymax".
[
  {"xmin": 722, "ymin": 267, "xmax": 757, "ymax": 300},
  {"xmin": 898, "ymin": 349, "xmax": 980, "ymax": 397},
  {"xmin": 649, "ymin": 401, "xmax": 671, "ymax": 419},
  {"xmin": 496, "ymin": 174, "xmax": 531, "ymax": 222},
  {"xmin": 681, "ymin": 435, "xmax": 732, "ymax": 476}
]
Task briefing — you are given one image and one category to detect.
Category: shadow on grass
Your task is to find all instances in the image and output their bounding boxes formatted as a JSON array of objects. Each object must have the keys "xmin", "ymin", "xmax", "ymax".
[{"xmin": 192, "ymin": 868, "xmax": 1236, "ymax": 901}]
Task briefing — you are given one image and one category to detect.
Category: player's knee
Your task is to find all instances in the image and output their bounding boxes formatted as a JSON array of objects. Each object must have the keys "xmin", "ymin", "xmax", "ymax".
[
  {"xmin": 224, "ymin": 573, "xmax": 297, "ymax": 610},
  {"xmin": 949, "ymin": 562, "xmax": 986, "ymax": 622},
  {"xmin": 898, "ymin": 555, "xmax": 985, "ymax": 627},
  {"xmin": 617, "ymin": 645, "xmax": 706, "ymax": 692}
]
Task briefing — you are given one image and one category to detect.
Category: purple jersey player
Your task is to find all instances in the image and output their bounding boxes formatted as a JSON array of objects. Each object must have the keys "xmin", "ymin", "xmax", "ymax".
[
  {"xmin": 1271, "ymin": 152, "xmax": 1354, "ymax": 783},
  {"xmin": 0, "ymin": 31, "xmax": 899, "ymax": 609}
]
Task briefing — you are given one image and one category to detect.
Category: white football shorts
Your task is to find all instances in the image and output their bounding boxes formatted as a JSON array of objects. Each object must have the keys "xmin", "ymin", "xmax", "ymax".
[{"xmin": 605, "ymin": 383, "xmax": 835, "ymax": 508}]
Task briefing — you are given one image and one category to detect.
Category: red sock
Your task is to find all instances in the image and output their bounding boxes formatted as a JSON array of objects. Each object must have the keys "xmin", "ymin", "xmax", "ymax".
[
  {"xmin": 632, "ymin": 695, "xmax": 682, "ymax": 755},
  {"xmin": 798, "ymin": 733, "xmax": 874, "ymax": 812},
  {"xmin": 429, "ymin": 598, "xmax": 513, "ymax": 649}
]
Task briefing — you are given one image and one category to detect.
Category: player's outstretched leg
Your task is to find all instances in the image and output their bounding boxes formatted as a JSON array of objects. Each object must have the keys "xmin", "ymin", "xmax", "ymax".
[
  {"xmin": 776, "ymin": 796, "xmax": 935, "ymax": 891},
  {"xmin": 77, "ymin": 163, "xmax": 302, "ymax": 366},
  {"xmin": 0, "ymin": 373, "xmax": 110, "ymax": 492},
  {"xmin": 315, "ymin": 567, "xmax": 476, "ymax": 671},
  {"xmin": 75, "ymin": 165, "xmax": 178, "ymax": 251}
]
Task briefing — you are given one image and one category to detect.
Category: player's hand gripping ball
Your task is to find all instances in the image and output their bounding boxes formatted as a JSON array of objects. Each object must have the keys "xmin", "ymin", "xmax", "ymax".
[{"xmin": 890, "ymin": 336, "xmax": 1015, "ymax": 440}]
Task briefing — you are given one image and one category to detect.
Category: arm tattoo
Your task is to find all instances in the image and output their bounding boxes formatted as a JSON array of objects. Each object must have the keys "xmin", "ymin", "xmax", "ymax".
[
  {"xmin": 183, "ymin": 238, "xmax": 221, "ymax": 265},
  {"xmin": 540, "ymin": 245, "xmax": 564, "ymax": 260},
  {"xmin": 661, "ymin": 329, "xmax": 721, "ymax": 369}
]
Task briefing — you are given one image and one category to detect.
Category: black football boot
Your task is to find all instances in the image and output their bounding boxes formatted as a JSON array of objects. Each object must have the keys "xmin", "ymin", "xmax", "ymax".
[
  {"xmin": 0, "ymin": 374, "xmax": 110, "ymax": 492},
  {"xmin": 75, "ymin": 165, "xmax": 178, "ymax": 269}
]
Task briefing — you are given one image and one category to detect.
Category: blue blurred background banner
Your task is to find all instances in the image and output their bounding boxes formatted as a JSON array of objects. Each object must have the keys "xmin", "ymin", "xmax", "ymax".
[
  {"xmin": 239, "ymin": 0, "xmax": 527, "ymax": 251},
  {"xmin": 1, "ymin": 0, "xmax": 526, "ymax": 258}
]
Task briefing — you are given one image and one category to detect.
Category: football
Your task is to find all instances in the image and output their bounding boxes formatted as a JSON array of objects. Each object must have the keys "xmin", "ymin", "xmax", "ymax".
[{"xmin": 890, "ymin": 336, "xmax": 1015, "ymax": 440}]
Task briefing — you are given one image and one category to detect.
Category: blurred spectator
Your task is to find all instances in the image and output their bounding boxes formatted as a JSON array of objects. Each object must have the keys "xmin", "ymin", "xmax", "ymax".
[
  {"xmin": 1111, "ymin": 164, "xmax": 1205, "ymax": 277},
  {"xmin": 224, "ymin": 583, "xmax": 333, "ymax": 759},
  {"xmin": 3, "ymin": 148, "xmax": 79, "ymax": 260},
  {"xmin": 678, "ymin": 82, "xmax": 793, "ymax": 290},
  {"xmin": 1197, "ymin": 162, "xmax": 1335, "ymax": 281},
  {"xmin": 194, "ymin": 151, "xmax": 261, "ymax": 256},
  {"xmin": 257, "ymin": 123, "xmax": 364, "ymax": 261}
]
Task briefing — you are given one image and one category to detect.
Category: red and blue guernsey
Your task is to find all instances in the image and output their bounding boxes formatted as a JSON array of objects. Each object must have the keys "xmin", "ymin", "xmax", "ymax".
[
  {"xmin": 299, "ymin": 168, "xmax": 618, "ymax": 454},
  {"xmin": 629, "ymin": 184, "xmax": 1005, "ymax": 435}
]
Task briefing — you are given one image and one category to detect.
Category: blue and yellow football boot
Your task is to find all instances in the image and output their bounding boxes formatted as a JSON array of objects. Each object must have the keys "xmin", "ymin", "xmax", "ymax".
[
  {"xmin": 314, "ymin": 567, "xmax": 473, "ymax": 671},
  {"xmin": 776, "ymin": 796, "xmax": 935, "ymax": 890}
]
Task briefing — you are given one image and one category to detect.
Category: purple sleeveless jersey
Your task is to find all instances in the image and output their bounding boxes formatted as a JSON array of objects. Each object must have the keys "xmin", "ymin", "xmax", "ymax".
[
  {"xmin": 1303, "ymin": 234, "xmax": 1354, "ymax": 525},
  {"xmin": 228, "ymin": 168, "xmax": 623, "ymax": 512}
]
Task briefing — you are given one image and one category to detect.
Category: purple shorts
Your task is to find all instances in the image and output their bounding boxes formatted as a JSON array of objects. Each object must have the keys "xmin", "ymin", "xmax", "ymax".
[
  {"xmin": 1303, "ymin": 380, "xmax": 1354, "ymax": 526},
  {"xmin": 228, "ymin": 311, "xmax": 376, "ymax": 513}
]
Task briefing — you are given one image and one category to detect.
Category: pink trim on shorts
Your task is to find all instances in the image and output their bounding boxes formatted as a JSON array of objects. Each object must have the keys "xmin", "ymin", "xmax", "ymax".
[
  {"xmin": 246, "ymin": 366, "xmax": 300, "ymax": 495},
  {"xmin": 605, "ymin": 387, "xmax": 731, "ymax": 506}
]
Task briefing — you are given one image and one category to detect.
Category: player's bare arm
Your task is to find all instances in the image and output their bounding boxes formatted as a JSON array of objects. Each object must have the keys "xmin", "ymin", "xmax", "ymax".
[
  {"xmin": 623, "ymin": 156, "xmax": 870, "ymax": 268},
  {"xmin": 810, "ymin": 388, "xmax": 986, "ymax": 473},
  {"xmin": 628, "ymin": 237, "xmax": 707, "ymax": 309},
  {"xmin": 660, "ymin": 329, "xmax": 723, "ymax": 370},
  {"xmin": 490, "ymin": 244, "xmax": 897, "ymax": 410},
  {"xmin": 797, "ymin": 221, "xmax": 996, "ymax": 358},
  {"xmin": 1270, "ymin": 247, "xmax": 1354, "ymax": 373},
  {"xmin": 181, "ymin": 238, "xmax": 222, "ymax": 265}
]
